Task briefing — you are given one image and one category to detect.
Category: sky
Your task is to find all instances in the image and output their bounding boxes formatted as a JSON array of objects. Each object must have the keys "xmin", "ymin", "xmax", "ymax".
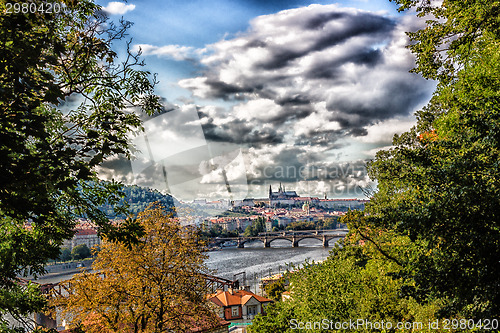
[{"xmin": 96, "ymin": 0, "xmax": 436, "ymax": 201}]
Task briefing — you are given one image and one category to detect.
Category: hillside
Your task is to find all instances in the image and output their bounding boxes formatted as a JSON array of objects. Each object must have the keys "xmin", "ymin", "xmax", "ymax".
[{"xmin": 98, "ymin": 185, "xmax": 175, "ymax": 218}]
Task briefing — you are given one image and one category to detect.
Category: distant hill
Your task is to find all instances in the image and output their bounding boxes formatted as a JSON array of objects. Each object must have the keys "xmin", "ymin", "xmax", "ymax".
[{"xmin": 98, "ymin": 185, "xmax": 176, "ymax": 218}]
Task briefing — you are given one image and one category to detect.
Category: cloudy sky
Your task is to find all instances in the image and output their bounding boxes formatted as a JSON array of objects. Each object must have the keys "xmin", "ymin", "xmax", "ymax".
[{"xmin": 97, "ymin": 0, "xmax": 435, "ymax": 201}]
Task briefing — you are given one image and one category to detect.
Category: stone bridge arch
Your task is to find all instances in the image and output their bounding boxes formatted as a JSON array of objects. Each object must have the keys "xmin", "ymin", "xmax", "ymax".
[
  {"xmin": 294, "ymin": 236, "xmax": 324, "ymax": 247},
  {"xmin": 323, "ymin": 236, "xmax": 344, "ymax": 247},
  {"xmin": 237, "ymin": 238, "xmax": 264, "ymax": 248},
  {"xmin": 266, "ymin": 237, "xmax": 293, "ymax": 247}
]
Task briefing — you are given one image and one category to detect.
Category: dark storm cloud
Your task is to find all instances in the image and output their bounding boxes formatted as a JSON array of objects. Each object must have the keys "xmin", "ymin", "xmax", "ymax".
[
  {"xmin": 171, "ymin": 5, "xmax": 434, "ymax": 195},
  {"xmin": 306, "ymin": 48, "xmax": 383, "ymax": 79},
  {"xmin": 294, "ymin": 129, "xmax": 345, "ymax": 147},
  {"xmin": 246, "ymin": 145, "xmax": 369, "ymax": 190},
  {"xmin": 201, "ymin": 118, "xmax": 284, "ymax": 145},
  {"xmin": 302, "ymin": 11, "xmax": 346, "ymax": 30},
  {"xmin": 179, "ymin": 5, "xmax": 433, "ymax": 150},
  {"xmin": 248, "ymin": 146, "xmax": 309, "ymax": 184},
  {"xmin": 99, "ymin": 155, "xmax": 133, "ymax": 182},
  {"xmin": 326, "ymin": 78, "xmax": 430, "ymax": 128},
  {"xmin": 255, "ymin": 11, "xmax": 394, "ymax": 70},
  {"xmin": 203, "ymin": 80, "xmax": 258, "ymax": 100}
]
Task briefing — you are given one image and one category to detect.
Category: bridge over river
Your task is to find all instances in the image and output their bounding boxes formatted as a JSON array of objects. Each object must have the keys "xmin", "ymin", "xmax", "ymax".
[{"xmin": 212, "ymin": 229, "xmax": 348, "ymax": 248}]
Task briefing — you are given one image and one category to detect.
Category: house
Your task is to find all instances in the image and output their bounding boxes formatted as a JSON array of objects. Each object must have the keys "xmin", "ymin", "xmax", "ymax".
[
  {"xmin": 208, "ymin": 289, "xmax": 273, "ymax": 321},
  {"xmin": 62, "ymin": 227, "xmax": 100, "ymax": 250}
]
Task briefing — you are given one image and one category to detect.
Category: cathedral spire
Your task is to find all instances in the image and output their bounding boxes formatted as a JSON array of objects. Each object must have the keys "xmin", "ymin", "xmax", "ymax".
[{"xmin": 269, "ymin": 185, "xmax": 272, "ymax": 199}]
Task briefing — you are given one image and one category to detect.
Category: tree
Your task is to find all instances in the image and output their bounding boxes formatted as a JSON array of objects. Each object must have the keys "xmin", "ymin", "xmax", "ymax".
[
  {"xmin": 52, "ymin": 206, "xmax": 218, "ymax": 333},
  {"xmin": 250, "ymin": 243, "xmax": 444, "ymax": 333},
  {"xmin": 319, "ymin": 217, "xmax": 337, "ymax": 229},
  {"xmin": 390, "ymin": 0, "xmax": 500, "ymax": 83},
  {"xmin": 59, "ymin": 248, "xmax": 72, "ymax": 262},
  {"xmin": 244, "ymin": 217, "xmax": 266, "ymax": 236},
  {"xmin": 285, "ymin": 221, "xmax": 315, "ymax": 231},
  {"xmin": 263, "ymin": 278, "xmax": 286, "ymax": 302},
  {"xmin": 361, "ymin": 0, "xmax": 500, "ymax": 318},
  {"xmin": 0, "ymin": 0, "xmax": 161, "ymax": 324},
  {"xmin": 71, "ymin": 244, "xmax": 91, "ymax": 261}
]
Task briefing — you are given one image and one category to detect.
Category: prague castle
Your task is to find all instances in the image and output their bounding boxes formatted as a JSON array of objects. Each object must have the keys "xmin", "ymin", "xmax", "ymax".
[{"xmin": 269, "ymin": 183, "xmax": 299, "ymax": 205}]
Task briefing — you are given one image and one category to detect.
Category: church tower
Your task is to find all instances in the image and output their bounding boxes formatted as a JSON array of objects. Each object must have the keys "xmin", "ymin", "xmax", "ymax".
[{"xmin": 269, "ymin": 185, "xmax": 272, "ymax": 200}]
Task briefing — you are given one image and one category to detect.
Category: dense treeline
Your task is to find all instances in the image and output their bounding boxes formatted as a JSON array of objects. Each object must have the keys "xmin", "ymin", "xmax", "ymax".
[
  {"xmin": 285, "ymin": 218, "xmax": 337, "ymax": 231},
  {"xmin": 97, "ymin": 185, "xmax": 175, "ymax": 219}
]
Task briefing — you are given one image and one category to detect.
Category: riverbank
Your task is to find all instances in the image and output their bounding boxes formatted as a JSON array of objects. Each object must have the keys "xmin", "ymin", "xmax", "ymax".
[{"xmin": 25, "ymin": 259, "xmax": 94, "ymax": 284}]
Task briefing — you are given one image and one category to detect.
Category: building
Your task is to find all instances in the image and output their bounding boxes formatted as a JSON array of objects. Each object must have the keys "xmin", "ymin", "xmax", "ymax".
[
  {"xmin": 208, "ymin": 289, "xmax": 273, "ymax": 321},
  {"xmin": 62, "ymin": 227, "xmax": 100, "ymax": 250},
  {"xmin": 269, "ymin": 183, "xmax": 298, "ymax": 206}
]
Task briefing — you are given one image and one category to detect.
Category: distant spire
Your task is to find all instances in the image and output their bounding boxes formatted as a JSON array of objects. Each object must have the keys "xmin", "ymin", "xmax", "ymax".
[
  {"xmin": 283, "ymin": 185, "xmax": 286, "ymax": 192},
  {"xmin": 279, "ymin": 182, "xmax": 282, "ymax": 192},
  {"xmin": 269, "ymin": 185, "xmax": 272, "ymax": 199}
]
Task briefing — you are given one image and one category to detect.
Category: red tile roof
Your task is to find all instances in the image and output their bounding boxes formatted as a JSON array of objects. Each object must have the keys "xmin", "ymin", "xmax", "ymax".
[
  {"xmin": 208, "ymin": 289, "xmax": 272, "ymax": 307},
  {"xmin": 74, "ymin": 228, "xmax": 98, "ymax": 236}
]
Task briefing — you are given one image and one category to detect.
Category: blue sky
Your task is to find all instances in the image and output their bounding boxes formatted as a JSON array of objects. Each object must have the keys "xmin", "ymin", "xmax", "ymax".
[{"xmin": 97, "ymin": 0, "xmax": 435, "ymax": 201}]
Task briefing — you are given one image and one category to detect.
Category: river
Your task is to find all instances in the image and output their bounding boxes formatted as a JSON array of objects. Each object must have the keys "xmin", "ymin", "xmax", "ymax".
[
  {"xmin": 30, "ymin": 238, "xmax": 340, "ymax": 294},
  {"xmin": 206, "ymin": 238, "xmax": 337, "ymax": 293}
]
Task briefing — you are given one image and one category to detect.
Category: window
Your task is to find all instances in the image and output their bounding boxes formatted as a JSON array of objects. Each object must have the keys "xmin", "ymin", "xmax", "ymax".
[
  {"xmin": 247, "ymin": 305, "xmax": 258, "ymax": 316},
  {"xmin": 231, "ymin": 306, "xmax": 239, "ymax": 317}
]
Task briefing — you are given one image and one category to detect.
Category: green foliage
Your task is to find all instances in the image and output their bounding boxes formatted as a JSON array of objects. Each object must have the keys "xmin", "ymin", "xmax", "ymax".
[
  {"xmin": 364, "ymin": 36, "xmax": 500, "ymax": 320},
  {"xmin": 97, "ymin": 185, "xmax": 174, "ymax": 218},
  {"xmin": 390, "ymin": 0, "xmax": 500, "ymax": 84},
  {"xmin": 59, "ymin": 248, "xmax": 72, "ymax": 262},
  {"xmin": 363, "ymin": 0, "xmax": 500, "ymax": 319},
  {"xmin": 0, "ymin": 282, "xmax": 46, "ymax": 329},
  {"xmin": 264, "ymin": 278, "xmax": 286, "ymax": 302},
  {"xmin": 251, "ymin": 246, "xmax": 443, "ymax": 332},
  {"xmin": 285, "ymin": 221, "xmax": 316, "ymax": 231},
  {"xmin": 71, "ymin": 244, "xmax": 91, "ymax": 261},
  {"xmin": 284, "ymin": 218, "xmax": 337, "ymax": 231},
  {"xmin": 244, "ymin": 217, "xmax": 266, "ymax": 236},
  {"xmin": 0, "ymin": 0, "xmax": 161, "ymax": 323},
  {"xmin": 319, "ymin": 217, "xmax": 337, "ymax": 229},
  {"xmin": 249, "ymin": 301, "xmax": 295, "ymax": 333}
]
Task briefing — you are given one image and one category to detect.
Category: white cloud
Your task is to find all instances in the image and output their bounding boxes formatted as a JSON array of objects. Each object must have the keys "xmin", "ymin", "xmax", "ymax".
[
  {"xmin": 354, "ymin": 116, "xmax": 417, "ymax": 144},
  {"xmin": 108, "ymin": 5, "xmax": 436, "ymax": 198},
  {"xmin": 178, "ymin": 5, "xmax": 433, "ymax": 146},
  {"xmin": 102, "ymin": 2, "xmax": 136, "ymax": 15},
  {"xmin": 133, "ymin": 44, "xmax": 196, "ymax": 61}
]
